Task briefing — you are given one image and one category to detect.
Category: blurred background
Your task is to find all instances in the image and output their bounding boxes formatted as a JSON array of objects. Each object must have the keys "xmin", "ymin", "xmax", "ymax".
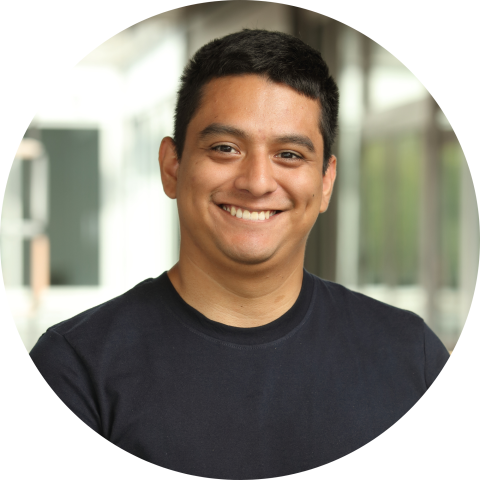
[{"xmin": 1, "ymin": 1, "xmax": 478, "ymax": 352}]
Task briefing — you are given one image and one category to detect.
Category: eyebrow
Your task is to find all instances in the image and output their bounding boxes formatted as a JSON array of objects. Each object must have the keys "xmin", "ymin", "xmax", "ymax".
[
  {"xmin": 198, "ymin": 123, "xmax": 249, "ymax": 141},
  {"xmin": 274, "ymin": 134, "xmax": 316, "ymax": 153},
  {"xmin": 198, "ymin": 123, "xmax": 316, "ymax": 153}
]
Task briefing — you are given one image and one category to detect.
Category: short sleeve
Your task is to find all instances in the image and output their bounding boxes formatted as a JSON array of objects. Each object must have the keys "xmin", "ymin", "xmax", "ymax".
[
  {"xmin": 423, "ymin": 322, "xmax": 450, "ymax": 388},
  {"xmin": 30, "ymin": 330, "xmax": 102, "ymax": 434}
]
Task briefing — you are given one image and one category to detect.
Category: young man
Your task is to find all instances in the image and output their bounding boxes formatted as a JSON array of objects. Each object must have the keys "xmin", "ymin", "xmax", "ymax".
[{"xmin": 31, "ymin": 30, "xmax": 449, "ymax": 479}]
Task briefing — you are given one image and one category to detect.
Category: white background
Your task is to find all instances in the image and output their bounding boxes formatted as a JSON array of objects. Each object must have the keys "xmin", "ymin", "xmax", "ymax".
[{"xmin": 1, "ymin": 0, "xmax": 478, "ymax": 478}]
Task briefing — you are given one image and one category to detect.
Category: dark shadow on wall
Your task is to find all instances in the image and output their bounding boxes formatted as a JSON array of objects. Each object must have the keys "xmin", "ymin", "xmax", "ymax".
[{"xmin": 22, "ymin": 128, "xmax": 100, "ymax": 286}]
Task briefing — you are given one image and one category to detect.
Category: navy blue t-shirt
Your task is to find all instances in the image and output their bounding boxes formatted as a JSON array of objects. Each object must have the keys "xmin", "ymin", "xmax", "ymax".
[{"xmin": 30, "ymin": 270, "xmax": 449, "ymax": 478}]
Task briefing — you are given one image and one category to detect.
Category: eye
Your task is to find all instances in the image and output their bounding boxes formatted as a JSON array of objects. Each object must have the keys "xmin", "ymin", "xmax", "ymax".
[
  {"xmin": 211, "ymin": 144, "xmax": 238, "ymax": 154},
  {"xmin": 277, "ymin": 151, "xmax": 303, "ymax": 160}
]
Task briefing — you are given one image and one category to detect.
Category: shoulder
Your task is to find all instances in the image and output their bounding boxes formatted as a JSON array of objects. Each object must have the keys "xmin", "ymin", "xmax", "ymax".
[
  {"xmin": 306, "ymin": 273, "xmax": 432, "ymax": 357},
  {"xmin": 311, "ymin": 273, "xmax": 424, "ymax": 330},
  {"xmin": 308, "ymin": 273, "xmax": 449, "ymax": 386},
  {"xmin": 33, "ymin": 273, "xmax": 172, "ymax": 359}
]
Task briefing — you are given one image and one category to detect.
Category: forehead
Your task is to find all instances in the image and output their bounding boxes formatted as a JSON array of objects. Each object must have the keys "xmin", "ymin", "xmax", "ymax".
[{"xmin": 188, "ymin": 75, "xmax": 323, "ymax": 142}]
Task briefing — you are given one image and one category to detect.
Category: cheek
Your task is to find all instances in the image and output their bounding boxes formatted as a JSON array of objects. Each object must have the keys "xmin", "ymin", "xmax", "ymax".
[
  {"xmin": 177, "ymin": 160, "xmax": 207, "ymax": 194},
  {"xmin": 193, "ymin": 161, "xmax": 236, "ymax": 191},
  {"xmin": 282, "ymin": 171, "xmax": 323, "ymax": 210},
  {"xmin": 177, "ymin": 159, "xmax": 231, "ymax": 208}
]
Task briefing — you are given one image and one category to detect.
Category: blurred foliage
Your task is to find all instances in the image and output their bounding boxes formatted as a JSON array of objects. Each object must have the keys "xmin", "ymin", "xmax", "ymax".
[
  {"xmin": 360, "ymin": 139, "xmax": 388, "ymax": 285},
  {"xmin": 359, "ymin": 133, "xmax": 462, "ymax": 288},
  {"xmin": 440, "ymin": 141, "xmax": 462, "ymax": 288}
]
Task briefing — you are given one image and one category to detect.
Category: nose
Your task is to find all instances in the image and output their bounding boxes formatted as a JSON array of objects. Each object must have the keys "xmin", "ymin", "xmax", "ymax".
[{"xmin": 234, "ymin": 152, "xmax": 278, "ymax": 197}]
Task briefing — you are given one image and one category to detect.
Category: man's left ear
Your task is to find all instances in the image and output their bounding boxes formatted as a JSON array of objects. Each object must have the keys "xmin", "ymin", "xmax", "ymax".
[
  {"xmin": 319, "ymin": 155, "xmax": 337, "ymax": 213},
  {"xmin": 159, "ymin": 136, "xmax": 180, "ymax": 200}
]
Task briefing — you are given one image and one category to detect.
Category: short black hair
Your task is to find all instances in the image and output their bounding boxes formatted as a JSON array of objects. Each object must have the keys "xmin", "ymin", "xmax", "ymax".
[{"xmin": 173, "ymin": 29, "xmax": 339, "ymax": 174}]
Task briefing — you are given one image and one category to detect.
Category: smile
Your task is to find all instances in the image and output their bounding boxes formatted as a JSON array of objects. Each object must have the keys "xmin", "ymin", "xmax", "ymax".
[{"xmin": 219, "ymin": 204, "xmax": 280, "ymax": 221}]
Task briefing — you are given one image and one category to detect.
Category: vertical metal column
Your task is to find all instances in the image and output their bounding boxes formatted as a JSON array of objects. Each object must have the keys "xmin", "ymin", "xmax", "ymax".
[
  {"xmin": 459, "ymin": 156, "xmax": 480, "ymax": 331},
  {"xmin": 420, "ymin": 97, "xmax": 441, "ymax": 327},
  {"xmin": 384, "ymin": 138, "xmax": 398, "ymax": 288},
  {"xmin": 303, "ymin": 17, "xmax": 339, "ymax": 281},
  {"xmin": 335, "ymin": 26, "xmax": 365, "ymax": 288}
]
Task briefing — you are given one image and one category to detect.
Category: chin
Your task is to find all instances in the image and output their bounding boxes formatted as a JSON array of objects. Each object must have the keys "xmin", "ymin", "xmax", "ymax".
[{"xmin": 219, "ymin": 244, "xmax": 277, "ymax": 266}]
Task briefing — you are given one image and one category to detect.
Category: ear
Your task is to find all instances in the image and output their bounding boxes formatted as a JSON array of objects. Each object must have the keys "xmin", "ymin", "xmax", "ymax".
[
  {"xmin": 319, "ymin": 155, "xmax": 337, "ymax": 213},
  {"xmin": 159, "ymin": 137, "xmax": 179, "ymax": 199}
]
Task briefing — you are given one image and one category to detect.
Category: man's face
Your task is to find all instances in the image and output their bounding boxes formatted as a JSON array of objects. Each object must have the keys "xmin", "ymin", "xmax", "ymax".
[{"xmin": 160, "ymin": 75, "xmax": 336, "ymax": 270}]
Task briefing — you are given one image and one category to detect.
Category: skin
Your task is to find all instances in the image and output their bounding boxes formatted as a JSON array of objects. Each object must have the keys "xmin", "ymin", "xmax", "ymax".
[{"xmin": 159, "ymin": 74, "xmax": 336, "ymax": 327}]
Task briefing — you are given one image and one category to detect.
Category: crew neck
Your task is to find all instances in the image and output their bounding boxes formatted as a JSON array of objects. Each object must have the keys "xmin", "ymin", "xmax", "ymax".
[{"xmin": 158, "ymin": 269, "xmax": 315, "ymax": 346}]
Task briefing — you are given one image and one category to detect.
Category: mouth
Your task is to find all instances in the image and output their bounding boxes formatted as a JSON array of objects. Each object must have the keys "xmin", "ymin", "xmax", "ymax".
[{"xmin": 218, "ymin": 204, "xmax": 282, "ymax": 221}]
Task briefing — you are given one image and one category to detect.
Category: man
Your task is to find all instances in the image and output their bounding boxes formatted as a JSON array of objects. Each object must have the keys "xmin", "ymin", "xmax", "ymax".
[{"xmin": 30, "ymin": 30, "xmax": 449, "ymax": 479}]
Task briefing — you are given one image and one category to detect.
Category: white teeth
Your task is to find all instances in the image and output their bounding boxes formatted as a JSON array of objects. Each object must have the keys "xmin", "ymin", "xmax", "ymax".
[{"xmin": 223, "ymin": 205, "xmax": 279, "ymax": 221}]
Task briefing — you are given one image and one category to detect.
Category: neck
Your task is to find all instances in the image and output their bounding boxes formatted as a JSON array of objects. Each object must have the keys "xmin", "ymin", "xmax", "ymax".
[{"xmin": 168, "ymin": 250, "xmax": 305, "ymax": 328}]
